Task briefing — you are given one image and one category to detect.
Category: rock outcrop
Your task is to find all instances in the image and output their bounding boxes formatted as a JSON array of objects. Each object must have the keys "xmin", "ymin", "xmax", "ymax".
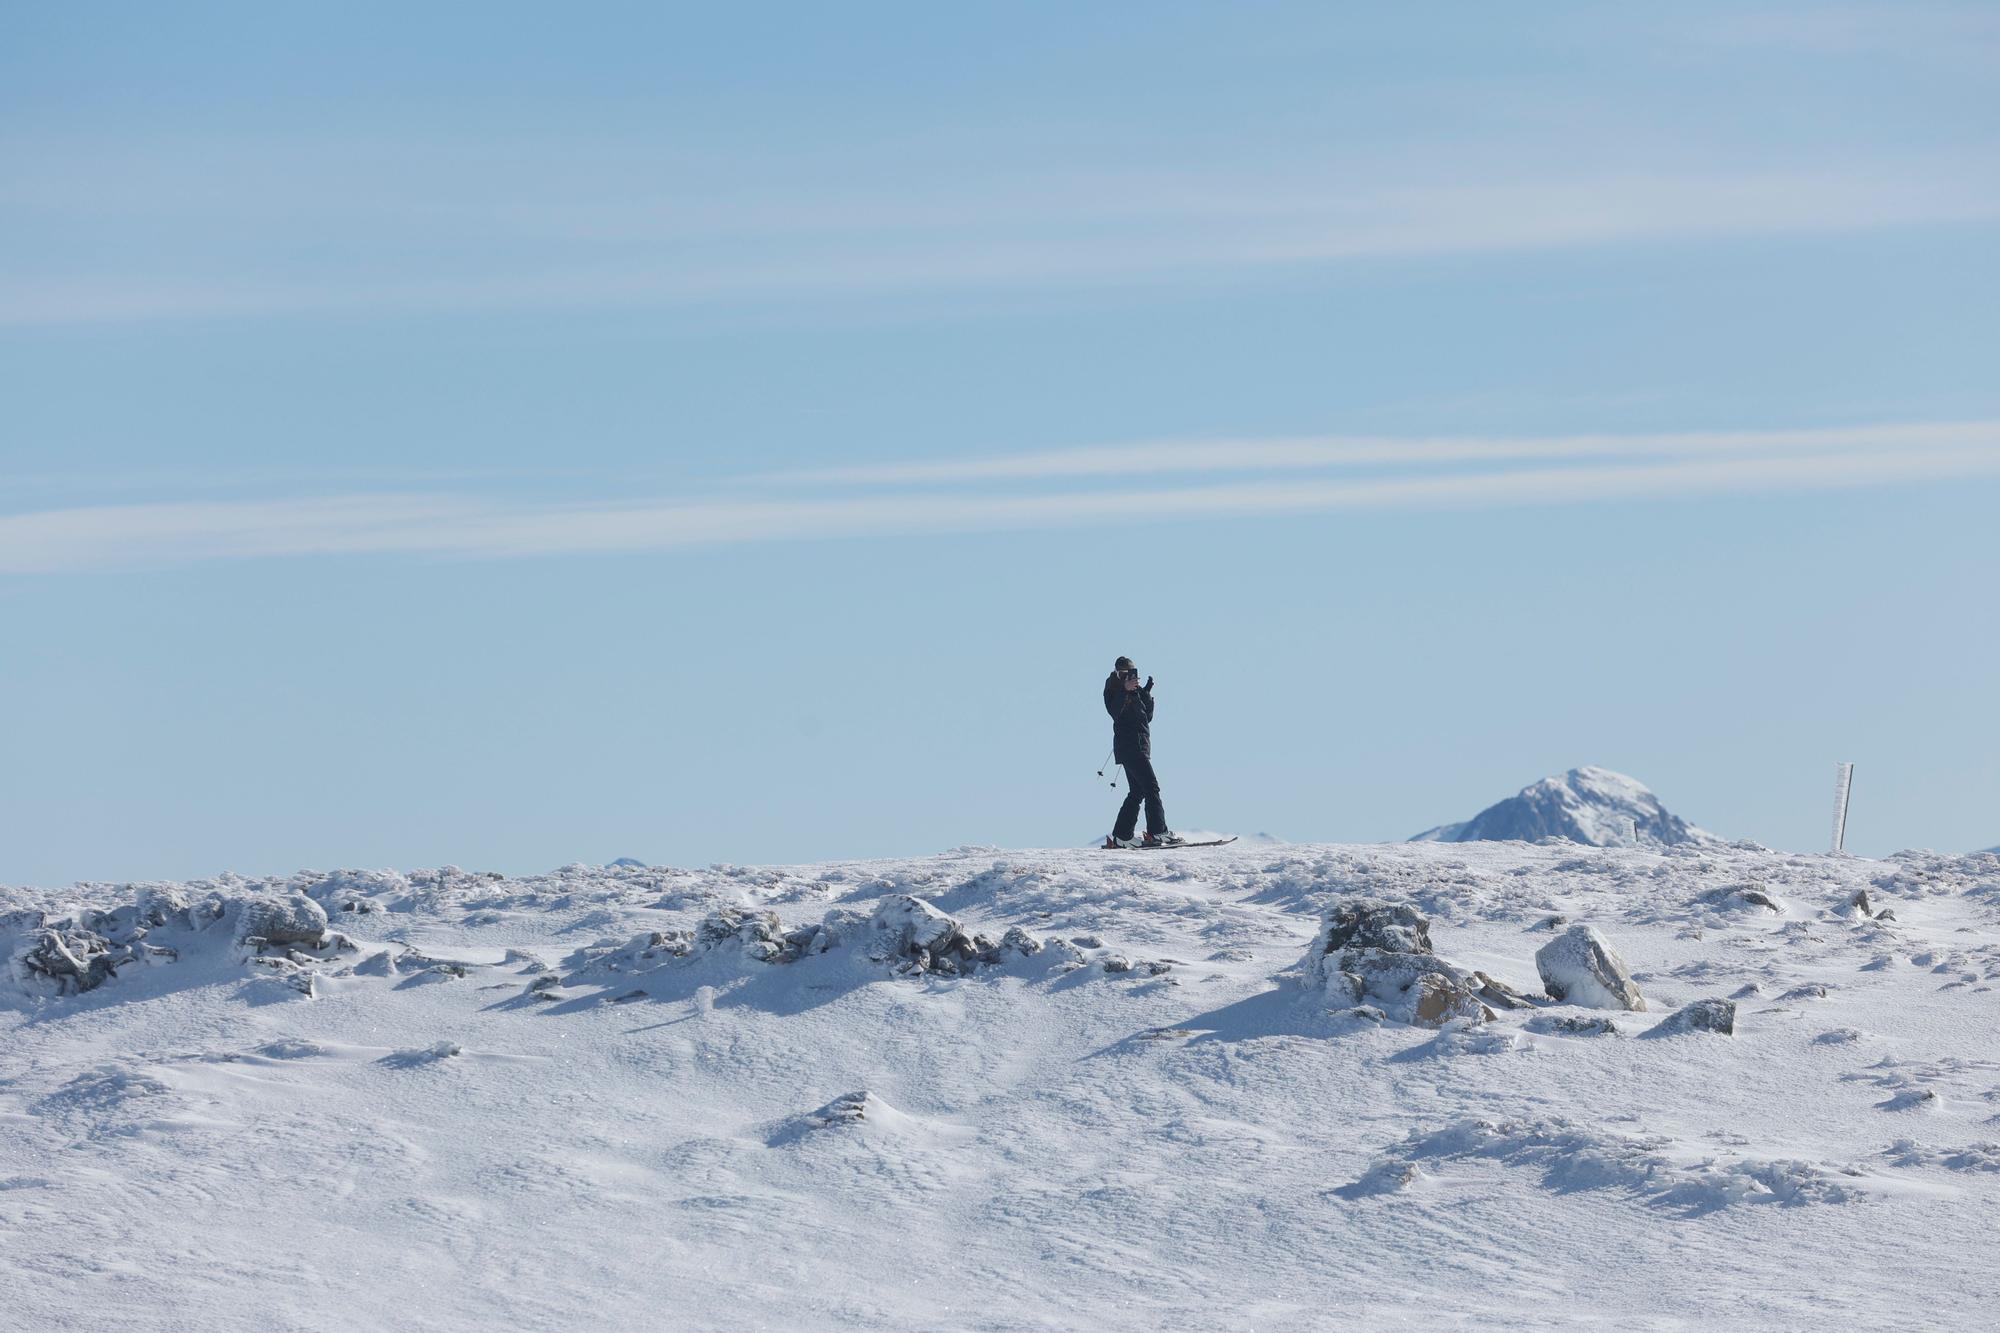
[
  {"xmin": 6, "ymin": 888, "xmax": 357, "ymax": 999},
  {"xmin": 12, "ymin": 927, "xmax": 140, "ymax": 996},
  {"xmin": 1303, "ymin": 899, "xmax": 1523, "ymax": 1027},
  {"xmin": 566, "ymin": 893, "xmax": 1048, "ymax": 985}
]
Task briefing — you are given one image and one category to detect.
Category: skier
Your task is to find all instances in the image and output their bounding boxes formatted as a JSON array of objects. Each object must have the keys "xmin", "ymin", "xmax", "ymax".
[{"xmin": 1102, "ymin": 656, "xmax": 1184, "ymax": 848}]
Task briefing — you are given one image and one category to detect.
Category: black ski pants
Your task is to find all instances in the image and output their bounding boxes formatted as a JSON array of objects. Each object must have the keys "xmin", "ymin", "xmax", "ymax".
[{"xmin": 1114, "ymin": 755, "xmax": 1167, "ymax": 839}]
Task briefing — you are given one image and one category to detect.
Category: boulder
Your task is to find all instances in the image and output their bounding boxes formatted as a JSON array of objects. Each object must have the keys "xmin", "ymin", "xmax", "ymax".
[
  {"xmin": 1528, "ymin": 1014, "xmax": 1622, "ymax": 1037},
  {"xmin": 999, "ymin": 926, "xmax": 1044, "ymax": 956},
  {"xmin": 234, "ymin": 894, "xmax": 329, "ymax": 950},
  {"xmin": 1535, "ymin": 925, "xmax": 1646, "ymax": 1011},
  {"xmin": 1646, "ymin": 998, "xmax": 1736, "ymax": 1037}
]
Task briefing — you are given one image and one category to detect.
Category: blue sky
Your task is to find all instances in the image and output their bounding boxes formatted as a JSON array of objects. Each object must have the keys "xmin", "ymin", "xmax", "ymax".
[{"xmin": 3, "ymin": 2, "xmax": 1997, "ymax": 884}]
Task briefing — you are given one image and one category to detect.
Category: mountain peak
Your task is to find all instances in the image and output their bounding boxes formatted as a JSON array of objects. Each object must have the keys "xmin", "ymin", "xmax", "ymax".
[{"xmin": 1412, "ymin": 767, "xmax": 1714, "ymax": 849}]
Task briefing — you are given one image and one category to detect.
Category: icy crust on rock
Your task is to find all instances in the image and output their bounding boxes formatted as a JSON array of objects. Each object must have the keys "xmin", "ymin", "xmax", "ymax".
[{"xmin": 1413, "ymin": 766, "xmax": 1716, "ymax": 849}]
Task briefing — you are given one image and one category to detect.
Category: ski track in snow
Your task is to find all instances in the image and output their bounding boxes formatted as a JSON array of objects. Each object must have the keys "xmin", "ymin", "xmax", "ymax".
[{"xmin": 4, "ymin": 841, "xmax": 2000, "ymax": 1330}]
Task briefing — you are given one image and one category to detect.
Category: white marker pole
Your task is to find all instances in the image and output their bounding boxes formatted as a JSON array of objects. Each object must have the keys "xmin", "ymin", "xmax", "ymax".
[{"xmin": 1831, "ymin": 762, "xmax": 1855, "ymax": 854}]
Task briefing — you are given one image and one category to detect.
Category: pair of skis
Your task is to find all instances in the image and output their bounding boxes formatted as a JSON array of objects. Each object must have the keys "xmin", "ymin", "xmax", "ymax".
[{"xmin": 1103, "ymin": 836, "xmax": 1238, "ymax": 851}]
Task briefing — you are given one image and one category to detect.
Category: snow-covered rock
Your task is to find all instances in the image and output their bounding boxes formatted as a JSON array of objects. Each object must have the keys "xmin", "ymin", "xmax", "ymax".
[
  {"xmin": 5, "ymin": 888, "xmax": 360, "ymax": 998},
  {"xmin": 12, "ymin": 927, "xmax": 132, "ymax": 996},
  {"xmin": 1535, "ymin": 924, "xmax": 1646, "ymax": 1010},
  {"xmin": 233, "ymin": 893, "xmax": 330, "ymax": 950},
  {"xmin": 795, "ymin": 1090, "xmax": 900, "ymax": 1132},
  {"xmin": 1528, "ymin": 1013, "xmax": 1623, "ymax": 1037},
  {"xmin": 694, "ymin": 905, "xmax": 792, "ymax": 961},
  {"xmin": 1701, "ymin": 884, "xmax": 1781, "ymax": 912},
  {"xmin": 1646, "ymin": 998, "xmax": 1736, "ymax": 1037},
  {"xmin": 1303, "ymin": 899, "xmax": 1508, "ymax": 1027},
  {"xmin": 568, "ymin": 893, "xmax": 1045, "ymax": 984},
  {"xmin": 1411, "ymin": 766, "xmax": 1715, "ymax": 848}
]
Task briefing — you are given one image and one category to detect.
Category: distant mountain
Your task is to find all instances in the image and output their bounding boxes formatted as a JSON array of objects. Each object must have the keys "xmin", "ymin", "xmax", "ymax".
[
  {"xmin": 608, "ymin": 857, "xmax": 648, "ymax": 869},
  {"xmin": 1411, "ymin": 767, "xmax": 1715, "ymax": 849}
]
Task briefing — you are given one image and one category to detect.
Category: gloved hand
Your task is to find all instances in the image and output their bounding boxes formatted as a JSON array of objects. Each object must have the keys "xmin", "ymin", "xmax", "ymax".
[{"xmin": 1142, "ymin": 676, "xmax": 1155, "ymax": 693}]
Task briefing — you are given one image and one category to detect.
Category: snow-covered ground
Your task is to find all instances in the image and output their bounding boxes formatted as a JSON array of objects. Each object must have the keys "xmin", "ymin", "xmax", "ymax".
[{"xmin": 6, "ymin": 839, "xmax": 2000, "ymax": 1330}]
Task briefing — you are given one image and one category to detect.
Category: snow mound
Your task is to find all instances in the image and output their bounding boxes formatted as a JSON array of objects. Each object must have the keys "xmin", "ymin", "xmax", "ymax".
[
  {"xmin": 1356, "ymin": 1117, "xmax": 1867, "ymax": 1211},
  {"xmin": 1884, "ymin": 1139, "xmax": 2000, "ymax": 1173},
  {"xmin": 1411, "ymin": 766, "xmax": 1715, "ymax": 848}
]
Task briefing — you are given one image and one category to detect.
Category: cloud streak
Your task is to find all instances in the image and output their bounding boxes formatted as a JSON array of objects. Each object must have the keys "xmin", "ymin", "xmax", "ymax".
[
  {"xmin": 5, "ymin": 423, "xmax": 1996, "ymax": 574},
  {"xmin": 760, "ymin": 421, "xmax": 2000, "ymax": 486},
  {"xmin": 5, "ymin": 155, "xmax": 1998, "ymax": 325}
]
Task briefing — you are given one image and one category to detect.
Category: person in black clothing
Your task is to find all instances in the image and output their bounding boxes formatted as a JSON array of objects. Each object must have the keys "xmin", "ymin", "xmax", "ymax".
[{"xmin": 1102, "ymin": 656, "xmax": 1182, "ymax": 848}]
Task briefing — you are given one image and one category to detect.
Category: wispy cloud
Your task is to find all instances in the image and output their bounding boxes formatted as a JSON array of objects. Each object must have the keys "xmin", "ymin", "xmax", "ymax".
[
  {"xmin": 759, "ymin": 421, "xmax": 2000, "ymax": 486},
  {"xmin": 5, "ymin": 422, "xmax": 1996, "ymax": 574},
  {"xmin": 4, "ymin": 150, "xmax": 1998, "ymax": 325}
]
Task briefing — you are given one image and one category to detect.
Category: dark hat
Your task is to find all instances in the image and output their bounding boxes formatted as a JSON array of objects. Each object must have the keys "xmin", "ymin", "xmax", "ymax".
[{"xmin": 1114, "ymin": 656, "xmax": 1135, "ymax": 671}]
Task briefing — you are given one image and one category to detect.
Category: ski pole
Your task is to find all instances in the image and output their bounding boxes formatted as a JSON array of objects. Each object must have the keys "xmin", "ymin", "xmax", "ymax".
[{"xmin": 1097, "ymin": 747, "xmax": 1117, "ymax": 787}]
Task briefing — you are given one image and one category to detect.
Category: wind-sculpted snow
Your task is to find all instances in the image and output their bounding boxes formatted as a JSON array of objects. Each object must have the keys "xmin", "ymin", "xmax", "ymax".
[
  {"xmin": 1350, "ymin": 1117, "xmax": 1873, "ymax": 1212},
  {"xmin": 5, "ymin": 839, "xmax": 2000, "ymax": 1328}
]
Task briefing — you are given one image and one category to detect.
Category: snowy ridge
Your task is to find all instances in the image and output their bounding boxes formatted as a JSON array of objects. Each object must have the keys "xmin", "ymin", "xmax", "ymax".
[
  {"xmin": 5, "ymin": 841, "xmax": 2000, "ymax": 1328},
  {"xmin": 1411, "ymin": 765, "xmax": 1716, "ymax": 848}
]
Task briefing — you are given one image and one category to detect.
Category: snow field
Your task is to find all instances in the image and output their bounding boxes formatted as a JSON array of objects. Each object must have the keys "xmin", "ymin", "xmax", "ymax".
[{"xmin": 4, "ymin": 842, "xmax": 1999, "ymax": 1330}]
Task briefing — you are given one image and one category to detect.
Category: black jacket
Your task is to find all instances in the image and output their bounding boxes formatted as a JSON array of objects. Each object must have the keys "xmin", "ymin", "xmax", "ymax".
[{"xmin": 1104, "ymin": 673, "xmax": 1155, "ymax": 762}]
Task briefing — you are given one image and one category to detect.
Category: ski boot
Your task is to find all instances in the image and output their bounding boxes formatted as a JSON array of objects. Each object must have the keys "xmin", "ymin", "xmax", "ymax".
[{"xmin": 1142, "ymin": 831, "xmax": 1187, "ymax": 848}]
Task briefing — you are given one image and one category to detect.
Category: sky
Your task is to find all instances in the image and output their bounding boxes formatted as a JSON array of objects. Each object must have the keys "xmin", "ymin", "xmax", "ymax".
[{"xmin": 3, "ymin": 1, "xmax": 1998, "ymax": 885}]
